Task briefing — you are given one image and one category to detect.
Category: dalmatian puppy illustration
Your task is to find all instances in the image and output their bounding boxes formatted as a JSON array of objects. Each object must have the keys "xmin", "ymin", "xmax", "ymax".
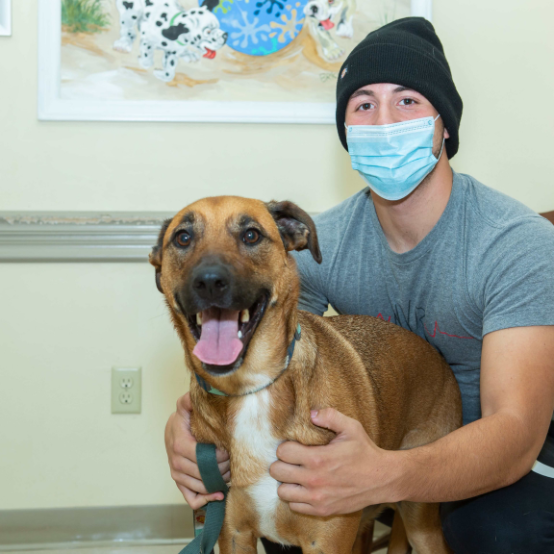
[
  {"xmin": 303, "ymin": 0, "xmax": 344, "ymax": 61},
  {"xmin": 114, "ymin": 0, "xmax": 228, "ymax": 82}
]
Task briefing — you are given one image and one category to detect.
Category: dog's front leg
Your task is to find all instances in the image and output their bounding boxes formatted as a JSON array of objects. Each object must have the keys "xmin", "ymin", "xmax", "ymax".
[
  {"xmin": 139, "ymin": 37, "xmax": 154, "ymax": 69},
  {"xmin": 113, "ymin": 0, "xmax": 142, "ymax": 52},
  {"xmin": 154, "ymin": 51, "xmax": 179, "ymax": 81},
  {"xmin": 297, "ymin": 512, "xmax": 361, "ymax": 554},
  {"xmin": 218, "ymin": 524, "xmax": 258, "ymax": 554},
  {"xmin": 396, "ymin": 501, "xmax": 453, "ymax": 554},
  {"xmin": 218, "ymin": 489, "xmax": 259, "ymax": 554}
]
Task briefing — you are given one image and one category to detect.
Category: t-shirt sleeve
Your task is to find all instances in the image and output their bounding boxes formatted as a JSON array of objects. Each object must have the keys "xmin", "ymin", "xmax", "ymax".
[
  {"xmin": 291, "ymin": 249, "xmax": 329, "ymax": 316},
  {"xmin": 478, "ymin": 216, "xmax": 554, "ymax": 336}
]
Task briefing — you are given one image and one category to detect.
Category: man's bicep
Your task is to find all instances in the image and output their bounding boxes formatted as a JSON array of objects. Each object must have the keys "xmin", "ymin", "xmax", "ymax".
[{"xmin": 481, "ymin": 326, "xmax": 554, "ymax": 456}]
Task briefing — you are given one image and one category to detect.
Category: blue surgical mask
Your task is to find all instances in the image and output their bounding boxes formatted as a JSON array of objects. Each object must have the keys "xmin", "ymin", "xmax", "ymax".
[{"xmin": 345, "ymin": 115, "xmax": 444, "ymax": 201}]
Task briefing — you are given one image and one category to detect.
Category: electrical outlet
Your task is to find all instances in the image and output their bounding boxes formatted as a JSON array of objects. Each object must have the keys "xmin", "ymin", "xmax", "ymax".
[{"xmin": 111, "ymin": 367, "xmax": 141, "ymax": 414}]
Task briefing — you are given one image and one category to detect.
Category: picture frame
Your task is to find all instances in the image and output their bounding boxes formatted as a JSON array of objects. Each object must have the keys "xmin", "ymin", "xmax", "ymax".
[
  {"xmin": 38, "ymin": 0, "xmax": 432, "ymax": 123},
  {"xmin": 0, "ymin": 0, "xmax": 11, "ymax": 36}
]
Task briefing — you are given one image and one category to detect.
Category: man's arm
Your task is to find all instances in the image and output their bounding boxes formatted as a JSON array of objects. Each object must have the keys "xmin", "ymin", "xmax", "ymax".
[
  {"xmin": 397, "ymin": 325, "xmax": 554, "ymax": 501},
  {"xmin": 270, "ymin": 325, "xmax": 554, "ymax": 515}
]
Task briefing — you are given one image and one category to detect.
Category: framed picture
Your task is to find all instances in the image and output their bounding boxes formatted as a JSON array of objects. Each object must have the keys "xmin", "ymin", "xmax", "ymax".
[
  {"xmin": 38, "ymin": 0, "xmax": 432, "ymax": 123},
  {"xmin": 0, "ymin": 0, "xmax": 11, "ymax": 36}
]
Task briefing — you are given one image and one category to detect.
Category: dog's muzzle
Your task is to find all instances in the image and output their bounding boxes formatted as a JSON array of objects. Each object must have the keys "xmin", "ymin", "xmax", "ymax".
[{"xmin": 177, "ymin": 263, "xmax": 270, "ymax": 373}]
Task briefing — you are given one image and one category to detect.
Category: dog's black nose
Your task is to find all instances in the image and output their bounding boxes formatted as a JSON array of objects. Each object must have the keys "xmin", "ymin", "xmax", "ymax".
[
  {"xmin": 193, "ymin": 265, "xmax": 230, "ymax": 302},
  {"xmin": 311, "ymin": 5, "xmax": 318, "ymax": 13}
]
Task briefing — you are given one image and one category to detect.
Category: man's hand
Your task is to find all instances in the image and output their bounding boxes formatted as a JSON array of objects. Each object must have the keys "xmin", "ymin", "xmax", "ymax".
[
  {"xmin": 269, "ymin": 408, "xmax": 401, "ymax": 516},
  {"xmin": 165, "ymin": 392, "xmax": 231, "ymax": 509}
]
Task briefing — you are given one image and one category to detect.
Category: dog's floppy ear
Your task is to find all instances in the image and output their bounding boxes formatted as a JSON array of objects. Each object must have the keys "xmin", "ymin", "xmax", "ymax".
[
  {"xmin": 266, "ymin": 201, "xmax": 322, "ymax": 264},
  {"xmin": 149, "ymin": 218, "xmax": 172, "ymax": 293},
  {"xmin": 200, "ymin": 0, "xmax": 219, "ymax": 11}
]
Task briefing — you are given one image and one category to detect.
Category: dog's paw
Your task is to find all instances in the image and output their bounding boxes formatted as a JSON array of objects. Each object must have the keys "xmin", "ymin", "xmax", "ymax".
[
  {"xmin": 181, "ymin": 51, "xmax": 202, "ymax": 63},
  {"xmin": 153, "ymin": 69, "xmax": 175, "ymax": 82},
  {"xmin": 139, "ymin": 55, "xmax": 154, "ymax": 69},
  {"xmin": 336, "ymin": 20, "xmax": 353, "ymax": 38},
  {"xmin": 322, "ymin": 43, "xmax": 345, "ymax": 61},
  {"xmin": 113, "ymin": 38, "xmax": 133, "ymax": 53}
]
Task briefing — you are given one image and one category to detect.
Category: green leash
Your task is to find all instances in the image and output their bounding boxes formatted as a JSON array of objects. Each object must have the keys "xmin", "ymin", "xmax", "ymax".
[
  {"xmin": 181, "ymin": 325, "xmax": 302, "ymax": 552},
  {"xmin": 179, "ymin": 443, "xmax": 229, "ymax": 554}
]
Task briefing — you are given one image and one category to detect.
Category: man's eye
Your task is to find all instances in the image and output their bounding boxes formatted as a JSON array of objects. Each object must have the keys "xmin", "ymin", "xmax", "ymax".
[
  {"xmin": 175, "ymin": 231, "xmax": 192, "ymax": 247},
  {"xmin": 358, "ymin": 102, "xmax": 373, "ymax": 111},
  {"xmin": 242, "ymin": 229, "xmax": 261, "ymax": 245},
  {"xmin": 400, "ymin": 98, "xmax": 417, "ymax": 106}
]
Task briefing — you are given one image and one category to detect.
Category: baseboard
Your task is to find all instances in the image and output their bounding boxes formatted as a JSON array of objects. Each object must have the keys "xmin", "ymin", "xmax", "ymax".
[{"xmin": 0, "ymin": 504, "xmax": 194, "ymax": 548}]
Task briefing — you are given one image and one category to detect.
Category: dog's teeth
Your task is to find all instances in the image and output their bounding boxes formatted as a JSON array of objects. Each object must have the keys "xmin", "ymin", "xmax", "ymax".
[
  {"xmin": 240, "ymin": 310, "xmax": 250, "ymax": 323},
  {"xmin": 238, "ymin": 330, "xmax": 243, "ymax": 339},
  {"xmin": 196, "ymin": 313, "xmax": 202, "ymax": 326}
]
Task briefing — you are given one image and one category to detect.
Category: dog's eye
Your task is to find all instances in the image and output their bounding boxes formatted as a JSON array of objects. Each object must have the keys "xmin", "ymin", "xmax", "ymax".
[
  {"xmin": 175, "ymin": 230, "xmax": 192, "ymax": 248},
  {"xmin": 242, "ymin": 229, "xmax": 261, "ymax": 245}
]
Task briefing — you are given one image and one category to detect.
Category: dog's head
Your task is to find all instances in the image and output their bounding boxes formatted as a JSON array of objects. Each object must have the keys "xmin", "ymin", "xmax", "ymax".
[
  {"xmin": 150, "ymin": 196, "xmax": 321, "ymax": 384},
  {"xmin": 185, "ymin": 7, "xmax": 228, "ymax": 58},
  {"xmin": 303, "ymin": 0, "xmax": 334, "ymax": 30}
]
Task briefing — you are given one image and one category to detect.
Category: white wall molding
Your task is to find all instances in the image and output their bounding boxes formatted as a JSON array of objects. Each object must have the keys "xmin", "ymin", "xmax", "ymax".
[
  {"xmin": 0, "ymin": 212, "xmax": 172, "ymax": 262},
  {"xmin": 0, "ymin": 209, "xmax": 323, "ymax": 262}
]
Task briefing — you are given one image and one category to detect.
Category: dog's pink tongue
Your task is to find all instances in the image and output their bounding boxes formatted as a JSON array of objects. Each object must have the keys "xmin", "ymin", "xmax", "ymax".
[{"xmin": 193, "ymin": 308, "xmax": 242, "ymax": 365}]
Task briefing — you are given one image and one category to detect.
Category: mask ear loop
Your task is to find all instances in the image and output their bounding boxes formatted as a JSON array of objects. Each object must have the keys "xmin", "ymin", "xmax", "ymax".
[
  {"xmin": 435, "ymin": 138, "xmax": 445, "ymax": 161},
  {"xmin": 434, "ymin": 114, "xmax": 446, "ymax": 160}
]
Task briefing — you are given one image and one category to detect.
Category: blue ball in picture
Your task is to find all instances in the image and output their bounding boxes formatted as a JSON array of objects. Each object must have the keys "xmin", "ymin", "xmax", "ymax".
[{"xmin": 205, "ymin": 0, "xmax": 308, "ymax": 56}]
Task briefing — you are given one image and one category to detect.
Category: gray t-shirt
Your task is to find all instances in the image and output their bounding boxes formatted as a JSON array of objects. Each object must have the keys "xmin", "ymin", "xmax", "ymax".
[{"xmin": 293, "ymin": 171, "xmax": 554, "ymax": 425}]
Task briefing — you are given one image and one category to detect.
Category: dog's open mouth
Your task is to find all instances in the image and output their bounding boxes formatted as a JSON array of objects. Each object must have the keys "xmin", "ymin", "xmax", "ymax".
[
  {"xmin": 319, "ymin": 18, "xmax": 334, "ymax": 30},
  {"xmin": 203, "ymin": 48, "xmax": 216, "ymax": 59},
  {"xmin": 188, "ymin": 293, "xmax": 269, "ymax": 373}
]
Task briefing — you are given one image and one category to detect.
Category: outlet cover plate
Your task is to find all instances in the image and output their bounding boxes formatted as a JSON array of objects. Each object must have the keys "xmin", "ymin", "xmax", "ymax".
[{"xmin": 111, "ymin": 367, "xmax": 142, "ymax": 414}]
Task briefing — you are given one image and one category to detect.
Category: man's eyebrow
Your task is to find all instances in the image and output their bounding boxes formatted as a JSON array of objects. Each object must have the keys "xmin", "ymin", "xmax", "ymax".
[{"xmin": 349, "ymin": 88, "xmax": 375, "ymax": 100}]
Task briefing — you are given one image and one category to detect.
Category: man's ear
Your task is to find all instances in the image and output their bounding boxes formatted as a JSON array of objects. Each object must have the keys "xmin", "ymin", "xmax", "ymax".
[
  {"xmin": 149, "ymin": 218, "xmax": 172, "ymax": 293},
  {"xmin": 266, "ymin": 201, "xmax": 322, "ymax": 264}
]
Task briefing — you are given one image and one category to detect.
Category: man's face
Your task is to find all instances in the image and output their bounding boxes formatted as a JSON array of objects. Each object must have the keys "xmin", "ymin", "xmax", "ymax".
[{"xmin": 345, "ymin": 83, "xmax": 449, "ymax": 158}]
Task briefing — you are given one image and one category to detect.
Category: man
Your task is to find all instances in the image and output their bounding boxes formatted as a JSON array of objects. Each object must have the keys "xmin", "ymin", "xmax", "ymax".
[{"xmin": 164, "ymin": 18, "xmax": 554, "ymax": 553}]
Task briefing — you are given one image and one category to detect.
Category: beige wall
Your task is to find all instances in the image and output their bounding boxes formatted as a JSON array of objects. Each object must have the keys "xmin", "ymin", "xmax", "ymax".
[{"xmin": 1, "ymin": 0, "xmax": 553, "ymax": 510}]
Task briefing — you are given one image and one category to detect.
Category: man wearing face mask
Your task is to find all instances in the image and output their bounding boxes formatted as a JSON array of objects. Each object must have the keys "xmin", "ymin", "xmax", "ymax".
[{"xmin": 164, "ymin": 17, "xmax": 554, "ymax": 553}]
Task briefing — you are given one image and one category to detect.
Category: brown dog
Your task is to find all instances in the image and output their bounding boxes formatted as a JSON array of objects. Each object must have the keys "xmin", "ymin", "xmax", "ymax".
[{"xmin": 150, "ymin": 196, "xmax": 462, "ymax": 554}]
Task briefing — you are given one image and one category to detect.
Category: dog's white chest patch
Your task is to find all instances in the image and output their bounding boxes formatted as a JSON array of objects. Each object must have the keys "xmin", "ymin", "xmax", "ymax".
[{"xmin": 233, "ymin": 389, "xmax": 290, "ymax": 545}]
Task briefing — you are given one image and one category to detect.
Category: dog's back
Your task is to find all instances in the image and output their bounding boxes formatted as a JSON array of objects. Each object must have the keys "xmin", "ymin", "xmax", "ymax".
[{"xmin": 299, "ymin": 311, "xmax": 463, "ymax": 451}]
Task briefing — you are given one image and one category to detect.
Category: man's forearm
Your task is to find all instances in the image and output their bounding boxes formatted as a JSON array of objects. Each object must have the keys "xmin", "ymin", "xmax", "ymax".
[{"xmin": 391, "ymin": 411, "xmax": 539, "ymax": 503}]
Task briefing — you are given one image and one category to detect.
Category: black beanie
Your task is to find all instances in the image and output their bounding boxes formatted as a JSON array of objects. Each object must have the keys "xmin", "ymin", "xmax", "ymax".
[{"xmin": 336, "ymin": 17, "xmax": 463, "ymax": 159}]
